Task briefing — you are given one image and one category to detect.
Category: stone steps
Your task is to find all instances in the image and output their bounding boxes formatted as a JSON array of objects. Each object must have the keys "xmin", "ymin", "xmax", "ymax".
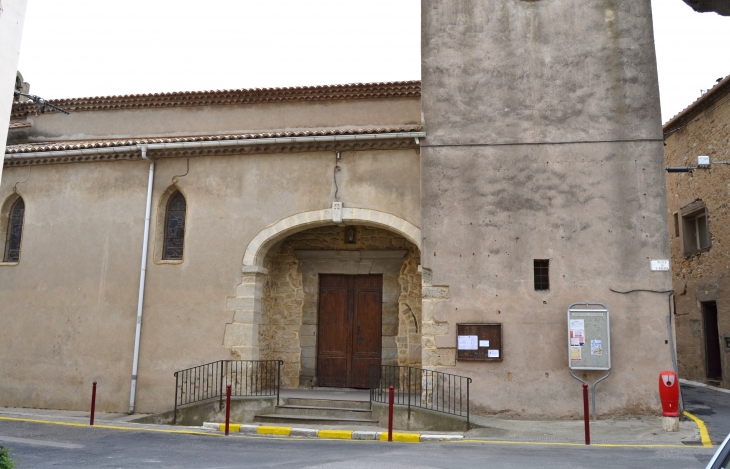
[
  {"xmin": 253, "ymin": 397, "xmax": 378, "ymax": 426},
  {"xmin": 254, "ymin": 414, "xmax": 379, "ymax": 426},
  {"xmin": 285, "ymin": 398, "xmax": 371, "ymax": 410},
  {"xmin": 274, "ymin": 405, "xmax": 372, "ymax": 419}
]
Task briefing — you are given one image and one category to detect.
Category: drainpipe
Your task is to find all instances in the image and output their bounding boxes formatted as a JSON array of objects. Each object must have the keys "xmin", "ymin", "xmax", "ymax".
[{"xmin": 129, "ymin": 145, "xmax": 154, "ymax": 414}]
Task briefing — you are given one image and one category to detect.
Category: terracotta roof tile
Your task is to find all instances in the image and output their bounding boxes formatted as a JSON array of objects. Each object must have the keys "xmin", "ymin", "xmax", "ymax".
[
  {"xmin": 8, "ymin": 121, "xmax": 31, "ymax": 129},
  {"xmin": 5, "ymin": 125, "xmax": 423, "ymax": 155},
  {"xmin": 663, "ymin": 74, "xmax": 730, "ymax": 133},
  {"xmin": 10, "ymin": 81, "xmax": 421, "ymax": 120}
]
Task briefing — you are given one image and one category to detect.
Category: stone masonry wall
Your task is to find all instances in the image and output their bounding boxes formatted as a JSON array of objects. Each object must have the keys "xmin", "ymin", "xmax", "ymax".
[
  {"xmin": 665, "ymin": 88, "xmax": 730, "ymax": 388},
  {"xmin": 258, "ymin": 225, "xmax": 421, "ymax": 388}
]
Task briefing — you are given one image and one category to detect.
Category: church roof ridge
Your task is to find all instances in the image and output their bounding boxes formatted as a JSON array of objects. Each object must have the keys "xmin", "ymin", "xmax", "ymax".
[{"xmin": 10, "ymin": 80, "xmax": 421, "ymax": 120}]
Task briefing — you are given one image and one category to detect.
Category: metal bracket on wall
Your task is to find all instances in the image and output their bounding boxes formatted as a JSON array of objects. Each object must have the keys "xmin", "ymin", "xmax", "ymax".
[{"xmin": 569, "ymin": 368, "xmax": 611, "ymax": 421}]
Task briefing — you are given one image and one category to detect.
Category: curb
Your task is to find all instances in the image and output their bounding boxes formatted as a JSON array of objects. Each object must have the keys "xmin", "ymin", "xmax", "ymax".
[
  {"xmin": 679, "ymin": 378, "xmax": 730, "ymax": 395},
  {"xmin": 202, "ymin": 422, "xmax": 462, "ymax": 443},
  {"xmin": 682, "ymin": 411, "xmax": 713, "ymax": 448}
]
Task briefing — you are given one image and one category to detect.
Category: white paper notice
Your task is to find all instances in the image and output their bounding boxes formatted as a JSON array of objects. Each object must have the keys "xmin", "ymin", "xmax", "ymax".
[
  {"xmin": 487, "ymin": 349, "xmax": 500, "ymax": 358},
  {"xmin": 479, "ymin": 340, "xmax": 490, "ymax": 347},
  {"xmin": 569, "ymin": 319, "xmax": 585, "ymax": 331},
  {"xmin": 457, "ymin": 335, "xmax": 479, "ymax": 350}
]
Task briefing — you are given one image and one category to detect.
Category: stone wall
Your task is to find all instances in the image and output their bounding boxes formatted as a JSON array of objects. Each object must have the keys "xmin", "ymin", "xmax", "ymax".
[
  {"xmin": 420, "ymin": 0, "xmax": 674, "ymax": 417},
  {"xmin": 0, "ymin": 145, "xmax": 421, "ymax": 413},
  {"xmin": 258, "ymin": 225, "xmax": 421, "ymax": 388},
  {"xmin": 664, "ymin": 85, "xmax": 730, "ymax": 388}
]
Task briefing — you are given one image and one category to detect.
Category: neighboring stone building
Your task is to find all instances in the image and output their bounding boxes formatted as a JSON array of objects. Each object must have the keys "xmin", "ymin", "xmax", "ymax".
[
  {"xmin": 1, "ymin": 0, "xmax": 673, "ymax": 418},
  {"xmin": 664, "ymin": 75, "xmax": 730, "ymax": 389}
]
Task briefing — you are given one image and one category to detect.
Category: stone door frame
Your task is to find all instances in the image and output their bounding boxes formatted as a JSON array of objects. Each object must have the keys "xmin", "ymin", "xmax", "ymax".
[{"xmin": 295, "ymin": 250, "xmax": 407, "ymax": 387}]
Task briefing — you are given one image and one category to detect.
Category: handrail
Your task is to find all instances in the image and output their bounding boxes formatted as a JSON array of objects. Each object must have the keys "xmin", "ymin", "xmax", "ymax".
[
  {"xmin": 370, "ymin": 365, "xmax": 472, "ymax": 428},
  {"xmin": 173, "ymin": 360, "xmax": 283, "ymax": 424}
]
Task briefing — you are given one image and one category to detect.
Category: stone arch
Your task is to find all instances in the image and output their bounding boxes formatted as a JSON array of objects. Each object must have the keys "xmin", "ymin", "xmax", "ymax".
[
  {"xmin": 397, "ymin": 301, "xmax": 421, "ymax": 367},
  {"xmin": 242, "ymin": 208, "xmax": 421, "ymax": 269},
  {"xmin": 224, "ymin": 208, "xmax": 422, "ymax": 364}
]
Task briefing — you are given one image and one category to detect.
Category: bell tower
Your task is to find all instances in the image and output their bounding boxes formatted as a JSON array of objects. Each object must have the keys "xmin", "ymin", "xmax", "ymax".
[{"xmin": 419, "ymin": 0, "xmax": 673, "ymax": 416}]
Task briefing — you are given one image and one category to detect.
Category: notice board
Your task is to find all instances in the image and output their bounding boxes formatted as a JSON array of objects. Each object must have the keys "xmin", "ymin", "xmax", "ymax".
[
  {"xmin": 456, "ymin": 323, "xmax": 502, "ymax": 361},
  {"xmin": 567, "ymin": 303, "xmax": 610, "ymax": 371}
]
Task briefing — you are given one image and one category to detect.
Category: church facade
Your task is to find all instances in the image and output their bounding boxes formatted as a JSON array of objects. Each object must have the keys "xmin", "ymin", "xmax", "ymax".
[{"xmin": 1, "ymin": 0, "xmax": 673, "ymax": 418}]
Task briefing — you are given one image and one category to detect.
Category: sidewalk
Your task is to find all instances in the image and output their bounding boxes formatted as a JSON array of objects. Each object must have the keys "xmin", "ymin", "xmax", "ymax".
[
  {"xmin": 0, "ymin": 406, "xmax": 701, "ymax": 446},
  {"xmin": 467, "ymin": 414, "xmax": 698, "ymax": 444}
]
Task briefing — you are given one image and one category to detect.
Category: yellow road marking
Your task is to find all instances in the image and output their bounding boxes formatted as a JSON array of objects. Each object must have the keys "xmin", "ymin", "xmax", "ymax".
[
  {"xmin": 683, "ymin": 411, "xmax": 713, "ymax": 448},
  {"xmin": 379, "ymin": 432, "xmax": 421, "ymax": 443},
  {"xmin": 0, "ymin": 415, "xmax": 709, "ymax": 449},
  {"xmin": 456, "ymin": 439, "xmax": 691, "ymax": 448},
  {"xmin": 318, "ymin": 430, "xmax": 354, "ymax": 439},
  {"xmin": 218, "ymin": 424, "xmax": 241, "ymax": 432},
  {"xmin": 0, "ymin": 416, "xmax": 221, "ymax": 437},
  {"xmin": 257, "ymin": 425, "xmax": 292, "ymax": 436}
]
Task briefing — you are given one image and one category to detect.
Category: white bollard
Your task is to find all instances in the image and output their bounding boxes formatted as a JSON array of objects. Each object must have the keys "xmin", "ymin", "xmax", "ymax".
[{"xmin": 662, "ymin": 416, "xmax": 679, "ymax": 432}]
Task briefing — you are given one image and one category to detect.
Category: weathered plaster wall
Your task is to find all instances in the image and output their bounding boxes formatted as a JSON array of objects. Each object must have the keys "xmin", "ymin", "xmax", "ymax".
[
  {"xmin": 0, "ymin": 144, "xmax": 420, "ymax": 413},
  {"xmin": 420, "ymin": 0, "xmax": 673, "ymax": 417},
  {"xmin": 21, "ymin": 97, "xmax": 421, "ymax": 142},
  {"xmin": 258, "ymin": 226, "xmax": 422, "ymax": 388},
  {"xmin": 664, "ymin": 88, "xmax": 730, "ymax": 388}
]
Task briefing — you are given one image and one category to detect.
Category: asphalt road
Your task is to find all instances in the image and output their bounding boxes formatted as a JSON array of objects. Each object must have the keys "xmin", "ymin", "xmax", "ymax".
[
  {"xmin": 0, "ymin": 420, "xmax": 718, "ymax": 469},
  {"xmin": 683, "ymin": 384, "xmax": 730, "ymax": 444}
]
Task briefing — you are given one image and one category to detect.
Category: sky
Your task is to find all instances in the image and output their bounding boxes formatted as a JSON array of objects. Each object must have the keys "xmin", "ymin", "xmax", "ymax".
[{"xmin": 15, "ymin": 0, "xmax": 730, "ymax": 124}]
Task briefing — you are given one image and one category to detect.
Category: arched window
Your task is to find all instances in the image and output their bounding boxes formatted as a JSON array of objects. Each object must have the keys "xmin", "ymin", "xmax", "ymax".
[
  {"xmin": 4, "ymin": 198, "xmax": 25, "ymax": 262},
  {"xmin": 163, "ymin": 191, "xmax": 186, "ymax": 260}
]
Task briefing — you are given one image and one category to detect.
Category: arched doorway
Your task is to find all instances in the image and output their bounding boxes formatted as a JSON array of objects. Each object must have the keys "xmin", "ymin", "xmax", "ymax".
[{"xmin": 223, "ymin": 209, "xmax": 422, "ymax": 389}]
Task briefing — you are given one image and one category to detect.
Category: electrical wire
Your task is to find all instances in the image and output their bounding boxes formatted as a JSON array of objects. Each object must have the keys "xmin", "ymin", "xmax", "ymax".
[
  {"xmin": 13, "ymin": 166, "xmax": 31, "ymax": 193},
  {"xmin": 609, "ymin": 288, "xmax": 673, "ymax": 294},
  {"xmin": 333, "ymin": 152, "xmax": 341, "ymax": 201},
  {"xmin": 171, "ymin": 156, "xmax": 190, "ymax": 184},
  {"xmin": 420, "ymin": 137, "xmax": 663, "ymax": 148},
  {"xmin": 14, "ymin": 91, "xmax": 70, "ymax": 115}
]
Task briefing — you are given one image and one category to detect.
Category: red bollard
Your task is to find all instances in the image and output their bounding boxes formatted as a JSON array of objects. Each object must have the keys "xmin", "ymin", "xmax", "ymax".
[
  {"xmin": 582, "ymin": 383, "xmax": 590, "ymax": 445},
  {"xmin": 388, "ymin": 385, "xmax": 394, "ymax": 442},
  {"xmin": 225, "ymin": 384, "xmax": 232, "ymax": 436},
  {"xmin": 90, "ymin": 381, "xmax": 97, "ymax": 426},
  {"xmin": 659, "ymin": 371, "xmax": 680, "ymax": 417}
]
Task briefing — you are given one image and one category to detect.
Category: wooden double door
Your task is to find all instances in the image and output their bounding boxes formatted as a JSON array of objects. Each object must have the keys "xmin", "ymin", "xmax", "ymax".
[{"xmin": 317, "ymin": 274, "xmax": 382, "ymax": 388}]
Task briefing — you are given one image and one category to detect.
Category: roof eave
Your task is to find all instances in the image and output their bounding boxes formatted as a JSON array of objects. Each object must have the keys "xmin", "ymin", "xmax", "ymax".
[{"xmin": 663, "ymin": 75, "xmax": 730, "ymax": 135}]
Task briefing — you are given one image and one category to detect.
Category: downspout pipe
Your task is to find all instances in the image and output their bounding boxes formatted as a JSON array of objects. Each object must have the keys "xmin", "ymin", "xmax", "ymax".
[{"xmin": 129, "ymin": 144, "xmax": 154, "ymax": 414}]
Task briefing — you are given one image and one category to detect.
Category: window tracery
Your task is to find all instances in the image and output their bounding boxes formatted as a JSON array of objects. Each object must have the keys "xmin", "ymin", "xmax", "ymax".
[
  {"xmin": 163, "ymin": 191, "xmax": 186, "ymax": 260},
  {"xmin": 4, "ymin": 198, "xmax": 25, "ymax": 262}
]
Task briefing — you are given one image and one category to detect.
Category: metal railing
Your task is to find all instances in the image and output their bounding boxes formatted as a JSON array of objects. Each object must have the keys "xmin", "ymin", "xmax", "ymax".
[
  {"xmin": 173, "ymin": 360, "xmax": 283, "ymax": 424},
  {"xmin": 370, "ymin": 365, "xmax": 472, "ymax": 428}
]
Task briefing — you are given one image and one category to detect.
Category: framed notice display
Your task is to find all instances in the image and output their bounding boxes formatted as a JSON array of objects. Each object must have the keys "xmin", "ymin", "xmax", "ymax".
[
  {"xmin": 567, "ymin": 303, "xmax": 610, "ymax": 371},
  {"xmin": 457, "ymin": 323, "xmax": 502, "ymax": 361}
]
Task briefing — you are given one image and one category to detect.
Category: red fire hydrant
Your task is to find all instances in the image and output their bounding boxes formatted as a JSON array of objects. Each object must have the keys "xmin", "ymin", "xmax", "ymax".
[
  {"xmin": 659, "ymin": 371, "xmax": 680, "ymax": 417},
  {"xmin": 659, "ymin": 371, "xmax": 680, "ymax": 432}
]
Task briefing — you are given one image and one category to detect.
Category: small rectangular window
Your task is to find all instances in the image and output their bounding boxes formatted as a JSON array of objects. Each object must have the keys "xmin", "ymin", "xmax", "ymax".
[
  {"xmin": 534, "ymin": 259, "xmax": 549, "ymax": 291},
  {"xmin": 681, "ymin": 201, "xmax": 710, "ymax": 254},
  {"xmin": 673, "ymin": 212, "xmax": 679, "ymax": 238}
]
